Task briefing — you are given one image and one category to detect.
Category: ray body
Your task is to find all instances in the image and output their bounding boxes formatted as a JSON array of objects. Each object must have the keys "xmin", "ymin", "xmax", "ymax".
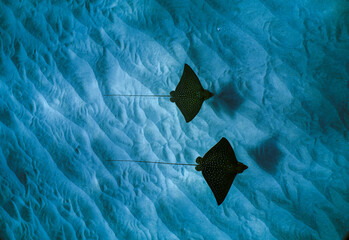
[
  {"xmin": 103, "ymin": 64, "xmax": 212, "ymax": 123},
  {"xmin": 170, "ymin": 64, "xmax": 213, "ymax": 122},
  {"xmin": 195, "ymin": 138, "xmax": 248, "ymax": 205}
]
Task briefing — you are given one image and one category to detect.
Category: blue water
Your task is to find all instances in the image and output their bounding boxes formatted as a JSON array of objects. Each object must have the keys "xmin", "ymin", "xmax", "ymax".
[{"xmin": 0, "ymin": 0, "xmax": 348, "ymax": 239}]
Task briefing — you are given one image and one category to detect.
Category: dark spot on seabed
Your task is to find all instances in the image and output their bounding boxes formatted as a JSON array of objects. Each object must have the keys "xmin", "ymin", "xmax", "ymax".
[
  {"xmin": 210, "ymin": 83, "xmax": 244, "ymax": 117},
  {"xmin": 249, "ymin": 138, "xmax": 283, "ymax": 174}
]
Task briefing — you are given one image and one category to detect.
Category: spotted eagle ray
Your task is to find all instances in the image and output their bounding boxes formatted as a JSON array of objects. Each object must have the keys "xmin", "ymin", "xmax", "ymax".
[
  {"xmin": 107, "ymin": 137, "xmax": 248, "ymax": 205},
  {"xmin": 104, "ymin": 64, "xmax": 213, "ymax": 122},
  {"xmin": 195, "ymin": 137, "xmax": 248, "ymax": 205}
]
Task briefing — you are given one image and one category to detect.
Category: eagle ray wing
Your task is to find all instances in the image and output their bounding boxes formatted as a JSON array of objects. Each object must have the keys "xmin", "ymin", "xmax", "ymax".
[
  {"xmin": 202, "ymin": 168, "xmax": 237, "ymax": 205},
  {"xmin": 174, "ymin": 97, "xmax": 204, "ymax": 122}
]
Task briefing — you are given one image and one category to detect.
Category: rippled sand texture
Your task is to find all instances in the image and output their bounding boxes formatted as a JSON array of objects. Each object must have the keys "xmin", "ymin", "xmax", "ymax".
[{"xmin": 0, "ymin": 0, "xmax": 348, "ymax": 239}]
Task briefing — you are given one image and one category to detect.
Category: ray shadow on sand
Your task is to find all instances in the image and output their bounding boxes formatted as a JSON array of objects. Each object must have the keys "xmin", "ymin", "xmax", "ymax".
[
  {"xmin": 249, "ymin": 137, "xmax": 283, "ymax": 174},
  {"xmin": 210, "ymin": 83, "xmax": 244, "ymax": 118}
]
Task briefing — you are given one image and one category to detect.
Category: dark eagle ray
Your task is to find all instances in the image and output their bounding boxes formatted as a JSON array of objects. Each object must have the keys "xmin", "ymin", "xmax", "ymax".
[
  {"xmin": 195, "ymin": 137, "xmax": 248, "ymax": 205},
  {"xmin": 104, "ymin": 64, "xmax": 213, "ymax": 122},
  {"xmin": 170, "ymin": 64, "xmax": 213, "ymax": 122},
  {"xmin": 107, "ymin": 137, "xmax": 248, "ymax": 205}
]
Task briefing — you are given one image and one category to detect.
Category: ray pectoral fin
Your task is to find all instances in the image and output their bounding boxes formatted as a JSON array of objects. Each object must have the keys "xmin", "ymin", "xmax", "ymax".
[
  {"xmin": 216, "ymin": 173, "xmax": 236, "ymax": 205},
  {"xmin": 202, "ymin": 168, "xmax": 236, "ymax": 205},
  {"xmin": 176, "ymin": 64, "xmax": 204, "ymax": 95},
  {"xmin": 179, "ymin": 64, "xmax": 203, "ymax": 92},
  {"xmin": 204, "ymin": 138, "xmax": 238, "ymax": 165},
  {"xmin": 175, "ymin": 97, "xmax": 204, "ymax": 122}
]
